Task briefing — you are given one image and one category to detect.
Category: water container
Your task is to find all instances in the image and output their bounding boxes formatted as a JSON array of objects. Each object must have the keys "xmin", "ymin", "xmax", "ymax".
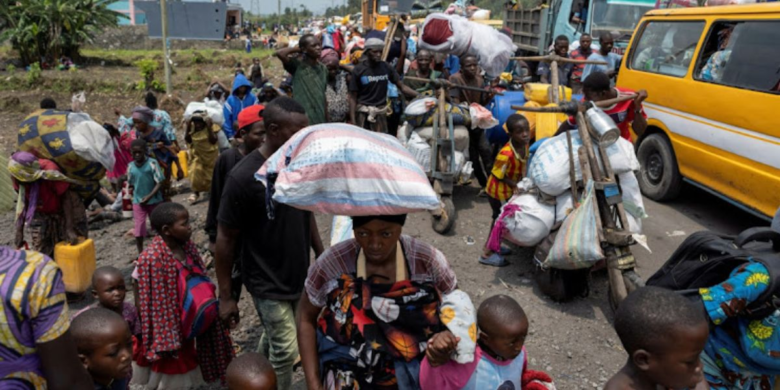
[
  {"xmin": 122, "ymin": 182, "xmax": 133, "ymax": 219},
  {"xmin": 171, "ymin": 150, "xmax": 188, "ymax": 178},
  {"xmin": 486, "ymin": 91, "xmax": 526, "ymax": 145},
  {"xmin": 54, "ymin": 238, "xmax": 96, "ymax": 294},
  {"xmin": 524, "ymin": 83, "xmax": 573, "ymax": 105}
]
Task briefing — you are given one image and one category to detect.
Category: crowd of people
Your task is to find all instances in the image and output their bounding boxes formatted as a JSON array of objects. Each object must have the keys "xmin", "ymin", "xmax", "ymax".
[{"xmin": 3, "ymin": 18, "xmax": 779, "ymax": 390}]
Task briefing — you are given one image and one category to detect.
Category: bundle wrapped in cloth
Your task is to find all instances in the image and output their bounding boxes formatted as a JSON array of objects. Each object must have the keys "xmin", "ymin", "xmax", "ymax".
[
  {"xmin": 17, "ymin": 109, "xmax": 115, "ymax": 200},
  {"xmin": 255, "ymin": 124, "xmax": 441, "ymax": 217},
  {"xmin": 418, "ymin": 13, "xmax": 516, "ymax": 77}
]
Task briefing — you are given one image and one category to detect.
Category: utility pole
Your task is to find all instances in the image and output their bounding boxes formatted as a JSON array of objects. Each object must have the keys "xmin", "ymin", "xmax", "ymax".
[
  {"xmin": 160, "ymin": 0, "xmax": 172, "ymax": 95},
  {"xmin": 278, "ymin": 0, "xmax": 281, "ymax": 28}
]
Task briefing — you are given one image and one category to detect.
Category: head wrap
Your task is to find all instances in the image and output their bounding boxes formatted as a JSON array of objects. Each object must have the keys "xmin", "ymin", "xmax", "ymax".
[
  {"xmin": 320, "ymin": 48, "xmax": 340, "ymax": 63},
  {"xmin": 365, "ymin": 38, "xmax": 384, "ymax": 52},
  {"xmin": 132, "ymin": 106, "xmax": 154, "ymax": 124},
  {"xmin": 237, "ymin": 104, "xmax": 265, "ymax": 131},
  {"xmin": 351, "ymin": 215, "xmax": 407, "ymax": 229}
]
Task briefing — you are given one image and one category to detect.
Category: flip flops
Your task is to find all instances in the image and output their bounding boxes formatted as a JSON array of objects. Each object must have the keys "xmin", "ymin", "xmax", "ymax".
[{"xmin": 479, "ymin": 253, "xmax": 509, "ymax": 267}]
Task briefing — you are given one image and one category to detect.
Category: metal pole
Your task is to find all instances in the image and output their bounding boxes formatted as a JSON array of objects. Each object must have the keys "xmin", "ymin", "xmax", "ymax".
[
  {"xmin": 160, "ymin": 0, "xmax": 172, "ymax": 94},
  {"xmin": 278, "ymin": 0, "xmax": 281, "ymax": 28}
]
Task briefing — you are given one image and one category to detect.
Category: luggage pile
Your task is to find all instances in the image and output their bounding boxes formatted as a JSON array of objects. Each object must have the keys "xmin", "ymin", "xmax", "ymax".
[
  {"xmin": 16, "ymin": 109, "xmax": 116, "ymax": 200},
  {"xmin": 496, "ymin": 131, "xmax": 647, "ymax": 271}
]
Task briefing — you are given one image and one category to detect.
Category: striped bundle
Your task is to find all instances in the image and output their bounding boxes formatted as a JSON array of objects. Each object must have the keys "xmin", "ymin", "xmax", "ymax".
[{"xmin": 255, "ymin": 124, "xmax": 441, "ymax": 217}]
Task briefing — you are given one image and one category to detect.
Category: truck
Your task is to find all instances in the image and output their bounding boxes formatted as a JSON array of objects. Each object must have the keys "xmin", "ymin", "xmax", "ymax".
[{"xmin": 504, "ymin": 0, "xmax": 655, "ymax": 55}]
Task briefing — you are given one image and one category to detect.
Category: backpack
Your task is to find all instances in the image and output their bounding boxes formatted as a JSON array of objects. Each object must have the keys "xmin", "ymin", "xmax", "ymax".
[
  {"xmin": 647, "ymin": 227, "xmax": 780, "ymax": 319},
  {"xmin": 174, "ymin": 259, "xmax": 219, "ymax": 339}
]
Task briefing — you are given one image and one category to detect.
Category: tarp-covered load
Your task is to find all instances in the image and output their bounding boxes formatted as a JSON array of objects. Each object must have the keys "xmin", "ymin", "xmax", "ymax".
[{"xmin": 17, "ymin": 109, "xmax": 115, "ymax": 200}]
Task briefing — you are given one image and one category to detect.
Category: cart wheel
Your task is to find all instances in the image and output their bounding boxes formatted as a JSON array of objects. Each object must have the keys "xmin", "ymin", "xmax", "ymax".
[{"xmin": 432, "ymin": 196, "xmax": 455, "ymax": 234}]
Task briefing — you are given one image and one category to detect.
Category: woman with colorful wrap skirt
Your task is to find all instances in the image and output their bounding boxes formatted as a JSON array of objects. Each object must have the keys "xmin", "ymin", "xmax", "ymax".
[
  {"xmin": 298, "ymin": 214, "xmax": 458, "ymax": 390},
  {"xmin": 10, "ymin": 152, "xmax": 87, "ymax": 257}
]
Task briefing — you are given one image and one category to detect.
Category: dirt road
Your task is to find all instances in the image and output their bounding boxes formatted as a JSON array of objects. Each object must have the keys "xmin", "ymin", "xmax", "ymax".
[{"xmin": 0, "ymin": 58, "xmax": 770, "ymax": 390}]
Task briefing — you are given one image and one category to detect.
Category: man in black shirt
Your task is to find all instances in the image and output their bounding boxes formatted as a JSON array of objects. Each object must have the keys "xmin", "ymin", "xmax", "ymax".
[
  {"xmin": 205, "ymin": 104, "xmax": 267, "ymax": 299},
  {"xmin": 215, "ymin": 97, "xmax": 324, "ymax": 390},
  {"xmin": 348, "ymin": 37, "xmax": 418, "ymax": 133}
]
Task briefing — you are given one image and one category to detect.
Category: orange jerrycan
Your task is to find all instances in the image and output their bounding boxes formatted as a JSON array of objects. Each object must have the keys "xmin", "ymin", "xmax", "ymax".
[{"xmin": 54, "ymin": 238, "xmax": 96, "ymax": 294}]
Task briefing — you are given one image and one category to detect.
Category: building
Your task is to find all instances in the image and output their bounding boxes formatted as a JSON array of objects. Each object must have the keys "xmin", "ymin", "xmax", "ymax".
[
  {"xmin": 133, "ymin": 1, "xmax": 245, "ymax": 40},
  {"xmin": 108, "ymin": 0, "xmax": 146, "ymax": 26}
]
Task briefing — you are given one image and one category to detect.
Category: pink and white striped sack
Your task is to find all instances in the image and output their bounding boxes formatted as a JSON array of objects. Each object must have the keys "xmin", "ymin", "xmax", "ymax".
[{"xmin": 255, "ymin": 124, "xmax": 440, "ymax": 217}]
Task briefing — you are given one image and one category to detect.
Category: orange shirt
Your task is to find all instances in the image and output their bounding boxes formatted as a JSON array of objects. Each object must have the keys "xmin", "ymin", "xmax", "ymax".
[{"xmin": 486, "ymin": 142, "xmax": 527, "ymax": 201}]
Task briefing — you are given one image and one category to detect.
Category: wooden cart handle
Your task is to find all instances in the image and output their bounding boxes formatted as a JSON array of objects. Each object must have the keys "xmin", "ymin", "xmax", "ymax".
[{"xmin": 510, "ymin": 54, "xmax": 608, "ymax": 66}]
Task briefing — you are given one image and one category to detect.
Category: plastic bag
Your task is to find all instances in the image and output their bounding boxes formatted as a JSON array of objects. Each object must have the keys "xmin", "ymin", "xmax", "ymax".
[
  {"xmin": 470, "ymin": 9, "xmax": 491, "ymax": 20},
  {"xmin": 544, "ymin": 180, "xmax": 605, "ymax": 270},
  {"xmin": 618, "ymin": 171, "xmax": 647, "ymax": 234},
  {"xmin": 501, "ymin": 193, "xmax": 555, "ymax": 246},
  {"xmin": 184, "ymin": 100, "xmax": 225, "ymax": 126},
  {"xmin": 419, "ymin": 13, "xmax": 516, "ymax": 77},
  {"xmin": 397, "ymin": 122, "xmax": 413, "ymax": 147},
  {"xmin": 71, "ymin": 92, "xmax": 86, "ymax": 113},
  {"xmin": 69, "ymin": 120, "xmax": 116, "ymax": 171},
  {"xmin": 414, "ymin": 125, "xmax": 470, "ymax": 152},
  {"xmin": 469, "ymin": 103, "xmax": 499, "ymax": 130},
  {"xmin": 440, "ymin": 290, "xmax": 477, "ymax": 364},
  {"xmin": 527, "ymin": 132, "xmax": 640, "ymax": 196},
  {"xmin": 256, "ymin": 124, "xmax": 441, "ymax": 216}
]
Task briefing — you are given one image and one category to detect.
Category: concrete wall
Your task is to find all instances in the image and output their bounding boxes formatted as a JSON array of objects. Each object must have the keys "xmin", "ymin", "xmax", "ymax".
[{"xmin": 87, "ymin": 25, "xmax": 246, "ymax": 51}]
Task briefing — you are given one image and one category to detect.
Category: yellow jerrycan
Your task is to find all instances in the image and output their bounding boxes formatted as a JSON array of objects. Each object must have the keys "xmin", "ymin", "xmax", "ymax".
[
  {"xmin": 54, "ymin": 238, "xmax": 96, "ymax": 294},
  {"xmin": 171, "ymin": 150, "xmax": 189, "ymax": 178}
]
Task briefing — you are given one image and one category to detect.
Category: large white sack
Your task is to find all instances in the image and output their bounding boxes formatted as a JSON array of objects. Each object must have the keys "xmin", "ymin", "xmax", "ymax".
[
  {"xmin": 407, "ymin": 132, "xmax": 431, "ymax": 171},
  {"xmin": 184, "ymin": 100, "xmax": 225, "ymax": 126},
  {"xmin": 502, "ymin": 194, "xmax": 555, "ymax": 246},
  {"xmin": 68, "ymin": 120, "xmax": 116, "ymax": 171},
  {"xmin": 470, "ymin": 9, "xmax": 491, "ymax": 20},
  {"xmin": 419, "ymin": 13, "xmax": 516, "ymax": 77},
  {"xmin": 618, "ymin": 171, "xmax": 647, "ymax": 234},
  {"xmin": 405, "ymin": 97, "xmax": 438, "ymax": 117},
  {"xmin": 414, "ymin": 126, "xmax": 470, "ymax": 152},
  {"xmin": 528, "ymin": 132, "xmax": 640, "ymax": 196}
]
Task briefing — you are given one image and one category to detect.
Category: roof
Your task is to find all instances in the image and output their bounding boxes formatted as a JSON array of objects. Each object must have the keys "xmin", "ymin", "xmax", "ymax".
[{"xmin": 645, "ymin": 2, "xmax": 780, "ymax": 17}]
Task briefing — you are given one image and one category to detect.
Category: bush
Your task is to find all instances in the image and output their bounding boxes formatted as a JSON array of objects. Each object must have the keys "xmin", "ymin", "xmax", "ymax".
[
  {"xmin": 6, "ymin": 64, "xmax": 16, "ymax": 73},
  {"xmin": 26, "ymin": 62, "xmax": 42, "ymax": 85},
  {"xmin": 0, "ymin": 0, "xmax": 121, "ymax": 65}
]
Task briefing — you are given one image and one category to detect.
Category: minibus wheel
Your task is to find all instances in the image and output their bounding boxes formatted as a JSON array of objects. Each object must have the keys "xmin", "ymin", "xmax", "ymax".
[{"xmin": 636, "ymin": 133, "xmax": 682, "ymax": 201}]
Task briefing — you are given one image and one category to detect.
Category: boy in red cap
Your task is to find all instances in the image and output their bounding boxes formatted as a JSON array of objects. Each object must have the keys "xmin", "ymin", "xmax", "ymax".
[{"xmin": 205, "ymin": 104, "xmax": 265, "ymax": 297}]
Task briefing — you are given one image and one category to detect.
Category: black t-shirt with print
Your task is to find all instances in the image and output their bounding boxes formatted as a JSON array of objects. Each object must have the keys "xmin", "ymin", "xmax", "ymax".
[{"xmin": 349, "ymin": 61, "xmax": 400, "ymax": 107}]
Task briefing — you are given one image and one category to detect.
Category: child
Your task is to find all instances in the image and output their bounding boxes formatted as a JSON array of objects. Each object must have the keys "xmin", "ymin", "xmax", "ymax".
[
  {"xmin": 184, "ymin": 112, "xmax": 218, "ymax": 204},
  {"xmin": 76, "ymin": 266, "xmax": 140, "ymax": 337},
  {"xmin": 226, "ymin": 352, "xmax": 277, "ymax": 390},
  {"xmin": 133, "ymin": 202, "xmax": 233, "ymax": 388},
  {"xmin": 127, "ymin": 138, "xmax": 164, "ymax": 254},
  {"xmin": 72, "ymin": 307, "xmax": 133, "ymax": 390},
  {"xmin": 479, "ymin": 114, "xmax": 531, "ymax": 267},
  {"xmin": 606, "ymin": 286, "xmax": 709, "ymax": 390},
  {"xmin": 421, "ymin": 294, "xmax": 554, "ymax": 390}
]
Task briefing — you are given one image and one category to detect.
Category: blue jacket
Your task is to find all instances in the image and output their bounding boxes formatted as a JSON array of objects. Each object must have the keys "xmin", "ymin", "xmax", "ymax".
[{"xmin": 222, "ymin": 74, "xmax": 257, "ymax": 138}]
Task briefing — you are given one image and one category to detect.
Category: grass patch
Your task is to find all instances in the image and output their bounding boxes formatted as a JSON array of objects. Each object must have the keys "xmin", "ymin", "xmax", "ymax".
[{"xmin": 78, "ymin": 48, "xmax": 275, "ymax": 67}]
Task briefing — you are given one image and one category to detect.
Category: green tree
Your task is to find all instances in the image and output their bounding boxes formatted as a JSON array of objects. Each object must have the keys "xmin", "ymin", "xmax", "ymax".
[{"xmin": 0, "ymin": 0, "xmax": 120, "ymax": 65}]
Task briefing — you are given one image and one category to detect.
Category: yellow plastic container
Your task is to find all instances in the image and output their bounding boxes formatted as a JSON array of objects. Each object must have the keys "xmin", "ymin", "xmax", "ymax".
[
  {"xmin": 524, "ymin": 83, "xmax": 573, "ymax": 105},
  {"xmin": 534, "ymin": 104, "xmax": 569, "ymax": 140},
  {"xmin": 54, "ymin": 238, "xmax": 96, "ymax": 294},
  {"xmin": 171, "ymin": 150, "xmax": 188, "ymax": 178}
]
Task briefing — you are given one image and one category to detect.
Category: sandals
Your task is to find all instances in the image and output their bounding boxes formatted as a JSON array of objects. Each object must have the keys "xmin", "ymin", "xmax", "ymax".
[
  {"xmin": 188, "ymin": 193, "xmax": 199, "ymax": 204},
  {"xmin": 479, "ymin": 253, "xmax": 509, "ymax": 267}
]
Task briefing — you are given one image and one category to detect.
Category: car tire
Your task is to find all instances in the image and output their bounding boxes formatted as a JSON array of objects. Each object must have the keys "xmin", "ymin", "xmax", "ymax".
[{"xmin": 636, "ymin": 133, "xmax": 682, "ymax": 201}]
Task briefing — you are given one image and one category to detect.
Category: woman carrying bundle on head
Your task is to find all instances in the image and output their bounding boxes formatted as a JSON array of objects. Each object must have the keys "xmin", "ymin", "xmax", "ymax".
[{"xmin": 297, "ymin": 214, "xmax": 459, "ymax": 390}]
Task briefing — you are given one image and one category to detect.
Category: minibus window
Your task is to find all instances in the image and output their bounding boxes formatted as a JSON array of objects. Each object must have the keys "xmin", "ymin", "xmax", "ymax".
[
  {"xmin": 695, "ymin": 20, "xmax": 780, "ymax": 94},
  {"xmin": 629, "ymin": 20, "xmax": 704, "ymax": 77}
]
